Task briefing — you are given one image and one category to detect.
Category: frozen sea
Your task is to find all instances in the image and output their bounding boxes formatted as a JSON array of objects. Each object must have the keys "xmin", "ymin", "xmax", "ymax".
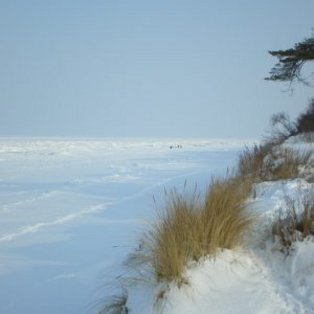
[{"xmin": 0, "ymin": 138, "xmax": 253, "ymax": 313}]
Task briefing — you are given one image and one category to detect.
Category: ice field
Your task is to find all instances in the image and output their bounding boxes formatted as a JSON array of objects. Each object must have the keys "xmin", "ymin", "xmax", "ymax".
[{"xmin": 0, "ymin": 138, "xmax": 250, "ymax": 313}]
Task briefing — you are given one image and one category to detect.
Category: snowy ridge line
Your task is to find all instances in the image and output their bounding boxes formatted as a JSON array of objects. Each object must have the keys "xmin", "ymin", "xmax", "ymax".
[
  {"xmin": 0, "ymin": 191, "xmax": 58, "ymax": 211},
  {"xmin": 71, "ymin": 174, "xmax": 140, "ymax": 184},
  {"xmin": 0, "ymin": 203, "xmax": 107, "ymax": 242}
]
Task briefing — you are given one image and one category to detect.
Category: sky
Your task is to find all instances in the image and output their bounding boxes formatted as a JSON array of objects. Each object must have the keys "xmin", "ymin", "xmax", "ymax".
[{"xmin": 1, "ymin": 0, "xmax": 314, "ymax": 138}]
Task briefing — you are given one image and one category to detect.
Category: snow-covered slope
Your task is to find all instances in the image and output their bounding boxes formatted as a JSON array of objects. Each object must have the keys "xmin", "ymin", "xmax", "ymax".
[
  {"xmin": 156, "ymin": 180, "xmax": 314, "ymax": 314},
  {"xmin": 125, "ymin": 136, "xmax": 314, "ymax": 314}
]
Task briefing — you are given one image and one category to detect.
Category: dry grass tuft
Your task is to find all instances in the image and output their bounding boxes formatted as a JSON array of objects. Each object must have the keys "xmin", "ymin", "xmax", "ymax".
[
  {"xmin": 237, "ymin": 144, "xmax": 271, "ymax": 182},
  {"xmin": 238, "ymin": 144, "xmax": 312, "ymax": 183},
  {"xmin": 137, "ymin": 188, "xmax": 203, "ymax": 285},
  {"xmin": 201, "ymin": 177, "xmax": 253, "ymax": 252},
  {"xmin": 272, "ymin": 193, "xmax": 314, "ymax": 250},
  {"xmin": 265, "ymin": 148, "xmax": 312, "ymax": 181},
  {"xmin": 131, "ymin": 177, "xmax": 253, "ymax": 286}
]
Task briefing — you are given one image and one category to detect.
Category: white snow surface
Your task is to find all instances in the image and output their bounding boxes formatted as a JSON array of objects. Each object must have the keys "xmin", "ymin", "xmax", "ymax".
[
  {"xmin": 0, "ymin": 137, "xmax": 252, "ymax": 314},
  {"xmin": 126, "ymin": 136, "xmax": 314, "ymax": 314},
  {"xmin": 1, "ymin": 137, "xmax": 313, "ymax": 314},
  {"xmin": 128, "ymin": 179, "xmax": 314, "ymax": 314}
]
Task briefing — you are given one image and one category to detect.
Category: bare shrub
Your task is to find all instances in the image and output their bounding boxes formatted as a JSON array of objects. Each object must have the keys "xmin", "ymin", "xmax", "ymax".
[
  {"xmin": 268, "ymin": 112, "xmax": 297, "ymax": 143},
  {"xmin": 272, "ymin": 196, "xmax": 300, "ymax": 249},
  {"xmin": 296, "ymin": 194, "xmax": 314, "ymax": 237},
  {"xmin": 296, "ymin": 99, "xmax": 314, "ymax": 134}
]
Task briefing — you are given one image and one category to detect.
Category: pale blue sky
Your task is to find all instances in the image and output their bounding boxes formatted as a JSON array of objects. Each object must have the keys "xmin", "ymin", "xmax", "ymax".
[{"xmin": 1, "ymin": 0, "xmax": 314, "ymax": 138}]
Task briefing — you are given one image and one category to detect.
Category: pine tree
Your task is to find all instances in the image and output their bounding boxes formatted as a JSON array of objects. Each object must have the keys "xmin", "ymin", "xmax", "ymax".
[{"xmin": 266, "ymin": 36, "xmax": 314, "ymax": 86}]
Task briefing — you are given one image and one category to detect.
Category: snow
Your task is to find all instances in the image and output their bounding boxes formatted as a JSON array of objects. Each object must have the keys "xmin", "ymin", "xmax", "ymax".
[
  {"xmin": 127, "ymin": 179, "xmax": 314, "ymax": 314},
  {"xmin": 1, "ymin": 136, "xmax": 313, "ymax": 314},
  {"xmin": 0, "ymin": 137, "xmax": 250, "ymax": 313},
  {"xmin": 125, "ymin": 137, "xmax": 314, "ymax": 314}
]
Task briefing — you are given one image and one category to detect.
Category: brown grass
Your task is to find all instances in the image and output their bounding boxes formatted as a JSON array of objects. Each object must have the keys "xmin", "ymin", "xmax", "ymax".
[
  {"xmin": 134, "ymin": 188, "xmax": 203, "ymax": 286},
  {"xmin": 201, "ymin": 176, "xmax": 253, "ymax": 252},
  {"xmin": 130, "ymin": 176, "xmax": 253, "ymax": 286},
  {"xmin": 238, "ymin": 144, "xmax": 312, "ymax": 183},
  {"xmin": 237, "ymin": 144, "xmax": 271, "ymax": 182},
  {"xmin": 267, "ymin": 148, "xmax": 312, "ymax": 181}
]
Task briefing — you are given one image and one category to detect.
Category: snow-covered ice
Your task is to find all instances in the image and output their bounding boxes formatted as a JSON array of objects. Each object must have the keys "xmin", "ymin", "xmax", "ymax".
[
  {"xmin": 0, "ymin": 138, "xmax": 250, "ymax": 313},
  {"xmin": 1, "ymin": 136, "xmax": 313, "ymax": 314}
]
